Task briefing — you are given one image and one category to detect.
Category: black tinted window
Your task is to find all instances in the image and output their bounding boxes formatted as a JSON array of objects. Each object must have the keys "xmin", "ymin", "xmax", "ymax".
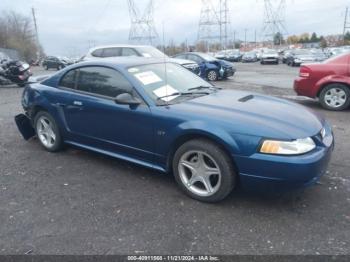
[
  {"xmin": 101, "ymin": 48, "xmax": 121, "ymax": 58},
  {"xmin": 76, "ymin": 67, "xmax": 133, "ymax": 98},
  {"xmin": 60, "ymin": 70, "xmax": 76, "ymax": 89},
  {"xmin": 121, "ymin": 48, "xmax": 139, "ymax": 57},
  {"xmin": 91, "ymin": 49, "xmax": 103, "ymax": 57}
]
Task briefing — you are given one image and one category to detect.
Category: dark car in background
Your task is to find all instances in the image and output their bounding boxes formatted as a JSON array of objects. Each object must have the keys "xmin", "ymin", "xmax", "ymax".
[
  {"xmin": 42, "ymin": 56, "xmax": 67, "ymax": 70},
  {"xmin": 242, "ymin": 51, "xmax": 258, "ymax": 63},
  {"xmin": 215, "ymin": 49, "xmax": 243, "ymax": 62},
  {"xmin": 174, "ymin": 52, "xmax": 236, "ymax": 81},
  {"xmin": 83, "ymin": 45, "xmax": 201, "ymax": 76},
  {"xmin": 286, "ymin": 49, "xmax": 316, "ymax": 66}
]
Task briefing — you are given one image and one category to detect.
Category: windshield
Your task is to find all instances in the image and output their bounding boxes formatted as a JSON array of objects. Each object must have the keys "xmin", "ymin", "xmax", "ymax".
[
  {"xmin": 198, "ymin": 53, "xmax": 217, "ymax": 61},
  {"xmin": 264, "ymin": 50, "xmax": 277, "ymax": 54},
  {"xmin": 293, "ymin": 49, "xmax": 310, "ymax": 55},
  {"xmin": 128, "ymin": 63, "xmax": 214, "ymax": 105},
  {"xmin": 137, "ymin": 46, "xmax": 168, "ymax": 58}
]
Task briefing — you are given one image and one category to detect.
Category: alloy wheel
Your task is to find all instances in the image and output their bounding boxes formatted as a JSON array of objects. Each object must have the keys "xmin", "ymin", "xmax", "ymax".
[
  {"xmin": 324, "ymin": 87, "xmax": 347, "ymax": 108},
  {"xmin": 36, "ymin": 116, "xmax": 56, "ymax": 149},
  {"xmin": 178, "ymin": 150, "xmax": 222, "ymax": 197},
  {"xmin": 207, "ymin": 71, "xmax": 218, "ymax": 81}
]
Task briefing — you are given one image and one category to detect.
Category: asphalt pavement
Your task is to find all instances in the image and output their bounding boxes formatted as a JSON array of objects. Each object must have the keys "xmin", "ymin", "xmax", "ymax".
[{"xmin": 0, "ymin": 63, "xmax": 349, "ymax": 255}]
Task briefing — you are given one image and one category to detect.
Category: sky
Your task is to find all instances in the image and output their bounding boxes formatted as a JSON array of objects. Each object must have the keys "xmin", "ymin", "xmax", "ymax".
[{"xmin": 0, "ymin": 0, "xmax": 348, "ymax": 56}]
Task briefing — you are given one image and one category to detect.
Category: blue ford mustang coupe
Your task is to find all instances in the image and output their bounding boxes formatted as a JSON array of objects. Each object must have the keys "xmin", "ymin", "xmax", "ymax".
[{"xmin": 16, "ymin": 58, "xmax": 334, "ymax": 202}]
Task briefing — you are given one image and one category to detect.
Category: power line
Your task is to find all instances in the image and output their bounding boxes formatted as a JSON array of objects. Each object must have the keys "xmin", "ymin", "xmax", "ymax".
[
  {"xmin": 343, "ymin": 6, "xmax": 350, "ymax": 43},
  {"xmin": 261, "ymin": 0, "xmax": 287, "ymax": 44},
  {"xmin": 127, "ymin": 0, "xmax": 159, "ymax": 45},
  {"xmin": 197, "ymin": 0, "xmax": 230, "ymax": 50}
]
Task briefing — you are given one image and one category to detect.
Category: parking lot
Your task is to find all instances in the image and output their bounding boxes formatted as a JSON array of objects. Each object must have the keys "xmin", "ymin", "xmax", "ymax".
[{"xmin": 0, "ymin": 62, "xmax": 349, "ymax": 255}]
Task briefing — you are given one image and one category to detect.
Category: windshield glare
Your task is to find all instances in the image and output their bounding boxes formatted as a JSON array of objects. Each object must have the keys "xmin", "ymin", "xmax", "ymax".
[{"xmin": 128, "ymin": 63, "xmax": 213, "ymax": 104}]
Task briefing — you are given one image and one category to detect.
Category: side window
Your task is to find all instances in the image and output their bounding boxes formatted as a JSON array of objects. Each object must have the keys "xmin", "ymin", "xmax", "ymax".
[
  {"xmin": 91, "ymin": 49, "xmax": 103, "ymax": 57},
  {"xmin": 121, "ymin": 48, "xmax": 139, "ymax": 57},
  {"xmin": 101, "ymin": 48, "xmax": 121, "ymax": 58},
  {"xmin": 59, "ymin": 70, "xmax": 77, "ymax": 89},
  {"xmin": 76, "ymin": 67, "xmax": 134, "ymax": 98}
]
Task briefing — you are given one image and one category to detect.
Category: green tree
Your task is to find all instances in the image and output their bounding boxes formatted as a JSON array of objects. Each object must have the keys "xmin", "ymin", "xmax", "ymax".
[
  {"xmin": 273, "ymin": 32, "xmax": 284, "ymax": 45},
  {"xmin": 310, "ymin": 32, "xmax": 318, "ymax": 42}
]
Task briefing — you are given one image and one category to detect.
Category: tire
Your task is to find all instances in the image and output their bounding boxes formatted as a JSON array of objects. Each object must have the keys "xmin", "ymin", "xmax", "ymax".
[
  {"xmin": 319, "ymin": 83, "xmax": 350, "ymax": 111},
  {"xmin": 34, "ymin": 111, "xmax": 63, "ymax": 152},
  {"xmin": 173, "ymin": 139, "xmax": 236, "ymax": 203},
  {"xmin": 45, "ymin": 65, "xmax": 49, "ymax": 70},
  {"xmin": 261, "ymin": 61, "xmax": 264, "ymax": 65},
  {"xmin": 207, "ymin": 70, "xmax": 218, "ymax": 81}
]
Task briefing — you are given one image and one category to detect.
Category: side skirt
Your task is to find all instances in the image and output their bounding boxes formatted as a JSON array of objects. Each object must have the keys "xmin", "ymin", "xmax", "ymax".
[{"xmin": 65, "ymin": 140, "xmax": 167, "ymax": 173}]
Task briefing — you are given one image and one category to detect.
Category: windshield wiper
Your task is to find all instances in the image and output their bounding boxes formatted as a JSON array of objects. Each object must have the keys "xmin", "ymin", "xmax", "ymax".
[
  {"xmin": 156, "ymin": 91, "xmax": 210, "ymax": 100},
  {"xmin": 188, "ymin": 85, "xmax": 221, "ymax": 91}
]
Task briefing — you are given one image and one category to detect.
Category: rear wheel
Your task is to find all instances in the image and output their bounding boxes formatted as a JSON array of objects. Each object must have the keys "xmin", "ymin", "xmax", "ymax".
[
  {"xmin": 173, "ymin": 139, "xmax": 236, "ymax": 203},
  {"xmin": 319, "ymin": 83, "xmax": 350, "ymax": 111},
  {"xmin": 34, "ymin": 111, "xmax": 63, "ymax": 152}
]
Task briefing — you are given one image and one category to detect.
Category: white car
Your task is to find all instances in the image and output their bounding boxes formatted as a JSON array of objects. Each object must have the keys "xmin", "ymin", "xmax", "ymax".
[
  {"xmin": 82, "ymin": 45, "xmax": 201, "ymax": 75},
  {"xmin": 260, "ymin": 49, "xmax": 279, "ymax": 65}
]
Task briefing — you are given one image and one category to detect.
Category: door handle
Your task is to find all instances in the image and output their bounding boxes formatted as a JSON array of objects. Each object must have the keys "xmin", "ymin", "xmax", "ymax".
[{"xmin": 73, "ymin": 101, "xmax": 83, "ymax": 106}]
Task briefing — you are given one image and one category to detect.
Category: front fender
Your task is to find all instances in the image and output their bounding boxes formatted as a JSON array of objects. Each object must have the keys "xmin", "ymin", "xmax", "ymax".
[{"xmin": 161, "ymin": 120, "xmax": 262, "ymax": 172}]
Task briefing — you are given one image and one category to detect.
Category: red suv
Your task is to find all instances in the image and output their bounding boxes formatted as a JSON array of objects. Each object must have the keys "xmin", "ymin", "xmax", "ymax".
[{"xmin": 294, "ymin": 53, "xmax": 350, "ymax": 111}]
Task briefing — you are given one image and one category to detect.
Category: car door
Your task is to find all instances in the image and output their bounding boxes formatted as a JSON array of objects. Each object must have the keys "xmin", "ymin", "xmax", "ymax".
[
  {"xmin": 187, "ymin": 54, "xmax": 206, "ymax": 76},
  {"xmin": 58, "ymin": 66, "xmax": 155, "ymax": 163}
]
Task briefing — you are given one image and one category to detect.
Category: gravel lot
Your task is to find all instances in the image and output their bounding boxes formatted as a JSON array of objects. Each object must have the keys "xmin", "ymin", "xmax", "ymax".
[{"xmin": 0, "ymin": 63, "xmax": 349, "ymax": 255}]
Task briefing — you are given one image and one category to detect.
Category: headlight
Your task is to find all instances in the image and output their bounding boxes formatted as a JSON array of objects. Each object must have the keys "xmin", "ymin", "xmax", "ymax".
[{"xmin": 260, "ymin": 137, "xmax": 316, "ymax": 155}]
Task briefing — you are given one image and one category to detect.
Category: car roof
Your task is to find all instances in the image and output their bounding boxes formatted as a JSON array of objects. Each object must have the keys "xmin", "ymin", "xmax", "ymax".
[
  {"xmin": 88, "ymin": 44, "xmax": 153, "ymax": 53},
  {"xmin": 73, "ymin": 57, "xmax": 172, "ymax": 69}
]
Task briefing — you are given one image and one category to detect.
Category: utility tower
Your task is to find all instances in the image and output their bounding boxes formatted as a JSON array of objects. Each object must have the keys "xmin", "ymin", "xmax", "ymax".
[
  {"xmin": 127, "ymin": 0, "xmax": 159, "ymax": 45},
  {"xmin": 261, "ymin": 0, "xmax": 287, "ymax": 45},
  {"xmin": 343, "ymin": 7, "xmax": 350, "ymax": 44},
  {"xmin": 198, "ymin": 0, "xmax": 230, "ymax": 50},
  {"xmin": 31, "ymin": 7, "xmax": 41, "ymax": 58}
]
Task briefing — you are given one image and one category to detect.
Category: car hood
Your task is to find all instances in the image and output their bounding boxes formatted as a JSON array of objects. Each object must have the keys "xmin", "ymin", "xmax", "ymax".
[
  {"xmin": 215, "ymin": 59, "xmax": 234, "ymax": 67},
  {"xmin": 295, "ymin": 55, "xmax": 316, "ymax": 60},
  {"xmin": 171, "ymin": 90, "xmax": 324, "ymax": 140},
  {"xmin": 168, "ymin": 58, "xmax": 198, "ymax": 66},
  {"xmin": 262, "ymin": 53, "xmax": 278, "ymax": 58}
]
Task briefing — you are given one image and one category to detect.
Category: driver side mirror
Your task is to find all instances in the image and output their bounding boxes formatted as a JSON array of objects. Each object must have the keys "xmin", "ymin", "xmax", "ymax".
[{"xmin": 114, "ymin": 93, "xmax": 141, "ymax": 106}]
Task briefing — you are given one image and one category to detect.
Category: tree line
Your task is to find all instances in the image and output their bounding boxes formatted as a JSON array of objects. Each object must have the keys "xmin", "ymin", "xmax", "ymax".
[{"xmin": 0, "ymin": 11, "xmax": 43, "ymax": 62}]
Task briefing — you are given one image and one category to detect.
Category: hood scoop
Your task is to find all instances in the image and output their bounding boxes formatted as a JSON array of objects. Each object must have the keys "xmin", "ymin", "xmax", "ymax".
[{"xmin": 238, "ymin": 95, "xmax": 254, "ymax": 102}]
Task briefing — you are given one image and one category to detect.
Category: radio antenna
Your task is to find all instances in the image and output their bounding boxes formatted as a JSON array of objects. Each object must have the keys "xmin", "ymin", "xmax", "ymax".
[{"xmin": 162, "ymin": 21, "xmax": 169, "ymax": 107}]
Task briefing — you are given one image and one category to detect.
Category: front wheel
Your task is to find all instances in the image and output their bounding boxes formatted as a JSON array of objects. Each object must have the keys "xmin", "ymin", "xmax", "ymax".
[
  {"xmin": 173, "ymin": 139, "xmax": 236, "ymax": 203},
  {"xmin": 207, "ymin": 70, "xmax": 218, "ymax": 81},
  {"xmin": 319, "ymin": 83, "xmax": 350, "ymax": 111},
  {"xmin": 34, "ymin": 111, "xmax": 63, "ymax": 152}
]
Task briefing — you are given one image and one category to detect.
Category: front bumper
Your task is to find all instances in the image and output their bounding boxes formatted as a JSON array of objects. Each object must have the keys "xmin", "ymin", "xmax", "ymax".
[
  {"xmin": 262, "ymin": 58, "xmax": 278, "ymax": 63},
  {"xmin": 223, "ymin": 67, "xmax": 235, "ymax": 77},
  {"xmin": 234, "ymin": 130, "xmax": 334, "ymax": 191}
]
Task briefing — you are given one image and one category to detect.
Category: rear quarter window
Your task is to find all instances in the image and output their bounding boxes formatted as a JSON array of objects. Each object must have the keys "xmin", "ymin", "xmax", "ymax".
[
  {"xmin": 59, "ymin": 70, "xmax": 76, "ymax": 89},
  {"xmin": 91, "ymin": 49, "xmax": 103, "ymax": 57}
]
